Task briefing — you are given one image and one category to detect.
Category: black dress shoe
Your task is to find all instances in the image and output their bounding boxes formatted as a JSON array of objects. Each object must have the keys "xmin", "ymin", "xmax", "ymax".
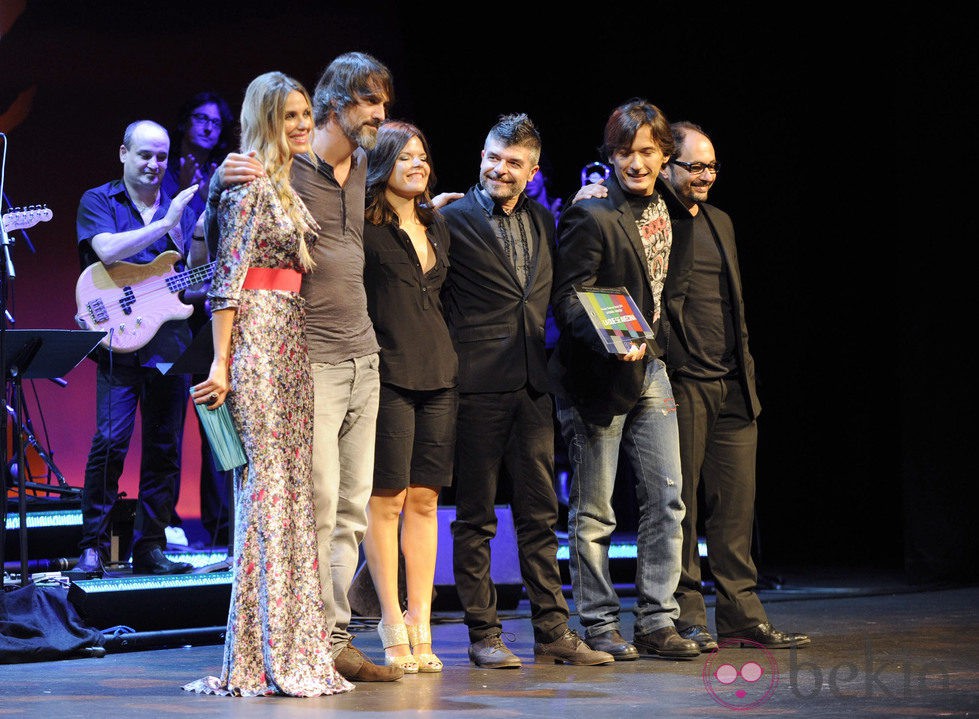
[
  {"xmin": 74, "ymin": 548, "xmax": 103, "ymax": 575},
  {"xmin": 679, "ymin": 625, "xmax": 718, "ymax": 652},
  {"xmin": 131, "ymin": 547, "xmax": 193, "ymax": 575},
  {"xmin": 585, "ymin": 629, "xmax": 639, "ymax": 660},
  {"xmin": 633, "ymin": 626, "xmax": 700, "ymax": 660},
  {"xmin": 718, "ymin": 622, "xmax": 811, "ymax": 649}
]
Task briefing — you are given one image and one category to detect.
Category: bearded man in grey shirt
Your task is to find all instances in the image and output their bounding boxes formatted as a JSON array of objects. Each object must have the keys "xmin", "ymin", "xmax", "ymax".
[{"xmin": 205, "ymin": 52, "xmax": 402, "ymax": 682}]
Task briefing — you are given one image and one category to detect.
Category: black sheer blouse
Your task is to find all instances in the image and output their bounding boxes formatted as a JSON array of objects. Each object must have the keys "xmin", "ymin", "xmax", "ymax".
[{"xmin": 363, "ymin": 216, "xmax": 457, "ymax": 390}]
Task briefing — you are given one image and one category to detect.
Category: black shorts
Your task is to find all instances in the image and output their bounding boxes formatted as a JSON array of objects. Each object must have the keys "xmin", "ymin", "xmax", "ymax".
[{"xmin": 373, "ymin": 383, "xmax": 458, "ymax": 491}]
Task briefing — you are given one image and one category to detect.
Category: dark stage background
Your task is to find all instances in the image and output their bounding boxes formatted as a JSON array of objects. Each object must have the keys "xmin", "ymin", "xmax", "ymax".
[{"xmin": 0, "ymin": 2, "xmax": 968, "ymax": 582}]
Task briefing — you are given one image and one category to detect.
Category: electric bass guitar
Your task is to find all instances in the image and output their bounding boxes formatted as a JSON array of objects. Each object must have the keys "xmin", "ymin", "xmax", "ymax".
[
  {"xmin": 1, "ymin": 205, "xmax": 53, "ymax": 233},
  {"xmin": 75, "ymin": 250, "xmax": 216, "ymax": 353}
]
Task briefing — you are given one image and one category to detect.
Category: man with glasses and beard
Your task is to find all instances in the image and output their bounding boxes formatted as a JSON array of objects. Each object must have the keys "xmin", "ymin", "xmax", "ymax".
[
  {"xmin": 660, "ymin": 122, "xmax": 810, "ymax": 652},
  {"xmin": 164, "ymin": 91, "xmax": 236, "ymax": 551}
]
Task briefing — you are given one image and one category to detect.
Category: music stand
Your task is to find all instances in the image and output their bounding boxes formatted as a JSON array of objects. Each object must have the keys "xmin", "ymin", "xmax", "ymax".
[
  {"xmin": 1, "ymin": 329, "xmax": 104, "ymax": 588},
  {"xmin": 160, "ymin": 319, "xmax": 235, "ymax": 572},
  {"xmin": 156, "ymin": 317, "xmax": 215, "ymax": 378}
]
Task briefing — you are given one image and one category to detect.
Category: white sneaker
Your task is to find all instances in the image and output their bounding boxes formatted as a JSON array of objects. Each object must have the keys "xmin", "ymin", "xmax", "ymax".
[{"xmin": 165, "ymin": 525, "xmax": 189, "ymax": 546}]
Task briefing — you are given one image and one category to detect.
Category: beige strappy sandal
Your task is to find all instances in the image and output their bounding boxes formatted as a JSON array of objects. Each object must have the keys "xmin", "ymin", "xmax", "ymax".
[
  {"xmin": 376, "ymin": 621, "xmax": 419, "ymax": 673},
  {"xmin": 405, "ymin": 616, "xmax": 443, "ymax": 673}
]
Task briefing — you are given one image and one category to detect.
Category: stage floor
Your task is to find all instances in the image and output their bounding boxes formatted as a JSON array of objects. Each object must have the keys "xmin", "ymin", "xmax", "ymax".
[{"xmin": 2, "ymin": 566, "xmax": 977, "ymax": 718}]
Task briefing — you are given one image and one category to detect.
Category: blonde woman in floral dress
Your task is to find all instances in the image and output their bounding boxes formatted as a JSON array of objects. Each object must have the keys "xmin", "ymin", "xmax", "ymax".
[{"xmin": 183, "ymin": 71, "xmax": 353, "ymax": 698}]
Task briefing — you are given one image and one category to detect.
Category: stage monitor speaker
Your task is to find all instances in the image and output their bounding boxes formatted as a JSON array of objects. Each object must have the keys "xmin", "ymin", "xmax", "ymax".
[
  {"xmin": 3, "ymin": 499, "xmax": 81, "ymax": 563},
  {"xmin": 434, "ymin": 503, "xmax": 522, "ymax": 611},
  {"xmin": 2, "ymin": 497, "xmax": 135, "ymax": 564},
  {"xmin": 348, "ymin": 504, "xmax": 523, "ymax": 616},
  {"xmin": 68, "ymin": 571, "xmax": 232, "ymax": 632}
]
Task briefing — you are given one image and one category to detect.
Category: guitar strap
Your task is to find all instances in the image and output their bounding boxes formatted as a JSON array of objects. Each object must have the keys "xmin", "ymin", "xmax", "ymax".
[{"xmin": 166, "ymin": 223, "xmax": 187, "ymax": 269}]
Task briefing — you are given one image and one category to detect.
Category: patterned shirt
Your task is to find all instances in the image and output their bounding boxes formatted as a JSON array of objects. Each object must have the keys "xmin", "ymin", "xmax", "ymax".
[
  {"xmin": 628, "ymin": 192, "xmax": 672, "ymax": 325},
  {"xmin": 474, "ymin": 186, "xmax": 535, "ymax": 291}
]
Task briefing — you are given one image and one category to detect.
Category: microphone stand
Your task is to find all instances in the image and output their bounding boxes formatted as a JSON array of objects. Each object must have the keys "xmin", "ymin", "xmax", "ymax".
[
  {"xmin": 1, "ymin": 189, "xmax": 18, "ymax": 590},
  {"xmin": 0, "ymin": 133, "xmax": 7, "ymax": 589},
  {"xmin": 1, "ymin": 130, "xmax": 31, "ymax": 589}
]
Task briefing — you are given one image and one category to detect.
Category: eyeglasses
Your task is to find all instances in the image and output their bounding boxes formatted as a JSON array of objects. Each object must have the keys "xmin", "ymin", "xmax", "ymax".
[
  {"xmin": 672, "ymin": 160, "xmax": 720, "ymax": 175},
  {"xmin": 190, "ymin": 113, "xmax": 222, "ymax": 130}
]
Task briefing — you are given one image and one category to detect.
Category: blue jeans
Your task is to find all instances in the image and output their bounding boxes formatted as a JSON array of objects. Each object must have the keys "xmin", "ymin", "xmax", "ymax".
[
  {"xmin": 556, "ymin": 358, "xmax": 685, "ymax": 637},
  {"xmin": 310, "ymin": 353, "xmax": 380, "ymax": 656}
]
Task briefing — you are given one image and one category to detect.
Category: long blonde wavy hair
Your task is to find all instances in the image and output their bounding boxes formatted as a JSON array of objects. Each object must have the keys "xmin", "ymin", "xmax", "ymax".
[{"xmin": 239, "ymin": 71, "xmax": 316, "ymax": 270}]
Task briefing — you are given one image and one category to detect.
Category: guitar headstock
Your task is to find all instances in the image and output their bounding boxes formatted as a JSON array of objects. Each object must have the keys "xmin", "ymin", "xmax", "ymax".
[{"xmin": 2, "ymin": 204, "xmax": 53, "ymax": 233}]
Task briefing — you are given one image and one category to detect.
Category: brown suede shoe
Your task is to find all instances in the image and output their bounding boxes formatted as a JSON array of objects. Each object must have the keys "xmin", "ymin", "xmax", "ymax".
[
  {"xmin": 468, "ymin": 634, "xmax": 522, "ymax": 668},
  {"xmin": 534, "ymin": 628, "xmax": 615, "ymax": 666},
  {"xmin": 334, "ymin": 644, "xmax": 404, "ymax": 681}
]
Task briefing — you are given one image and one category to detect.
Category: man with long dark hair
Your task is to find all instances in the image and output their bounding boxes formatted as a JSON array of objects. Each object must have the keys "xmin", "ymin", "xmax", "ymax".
[
  {"xmin": 551, "ymin": 99, "xmax": 699, "ymax": 661},
  {"xmin": 206, "ymin": 52, "xmax": 403, "ymax": 682}
]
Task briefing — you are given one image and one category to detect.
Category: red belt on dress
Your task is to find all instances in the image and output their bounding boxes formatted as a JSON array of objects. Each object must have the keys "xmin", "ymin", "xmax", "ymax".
[{"xmin": 242, "ymin": 267, "xmax": 303, "ymax": 293}]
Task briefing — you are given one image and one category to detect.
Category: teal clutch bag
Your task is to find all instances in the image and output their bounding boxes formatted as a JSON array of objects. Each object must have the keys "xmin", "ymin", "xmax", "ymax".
[{"xmin": 193, "ymin": 392, "xmax": 247, "ymax": 471}]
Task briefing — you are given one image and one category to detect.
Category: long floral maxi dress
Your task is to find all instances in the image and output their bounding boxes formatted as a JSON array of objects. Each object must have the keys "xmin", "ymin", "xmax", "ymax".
[{"xmin": 182, "ymin": 176, "xmax": 353, "ymax": 697}]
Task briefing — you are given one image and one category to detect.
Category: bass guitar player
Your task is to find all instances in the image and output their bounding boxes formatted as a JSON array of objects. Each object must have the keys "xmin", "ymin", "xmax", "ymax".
[{"xmin": 72, "ymin": 119, "xmax": 206, "ymax": 577}]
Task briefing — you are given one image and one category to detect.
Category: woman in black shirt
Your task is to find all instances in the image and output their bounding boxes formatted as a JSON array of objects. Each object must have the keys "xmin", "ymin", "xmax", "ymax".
[{"xmin": 361, "ymin": 121, "xmax": 458, "ymax": 673}]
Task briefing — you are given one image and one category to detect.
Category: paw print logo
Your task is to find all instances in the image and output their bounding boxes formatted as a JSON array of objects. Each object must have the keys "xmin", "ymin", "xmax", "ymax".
[{"xmin": 702, "ymin": 639, "xmax": 779, "ymax": 710}]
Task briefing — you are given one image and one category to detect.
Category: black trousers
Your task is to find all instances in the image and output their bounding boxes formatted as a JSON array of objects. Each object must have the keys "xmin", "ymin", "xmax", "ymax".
[
  {"xmin": 450, "ymin": 386, "xmax": 569, "ymax": 644},
  {"xmin": 80, "ymin": 355, "xmax": 189, "ymax": 561},
  {"xmin": 672, "ymin": 376, "xmax": 767, "ymax": 635}
]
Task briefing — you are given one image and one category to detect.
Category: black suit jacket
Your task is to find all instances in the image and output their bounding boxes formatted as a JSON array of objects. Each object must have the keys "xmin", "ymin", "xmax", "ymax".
[
  {"xmin": 440, "ymin": 186, "xmax": 554, "ymax": 394},
  {"xmin": 660, "ymin": 201, "xmax": 761, "ymax": 419},
  {"xmin": 550, "ymin": 174, "xmax": 685, "ymax": 424}
]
